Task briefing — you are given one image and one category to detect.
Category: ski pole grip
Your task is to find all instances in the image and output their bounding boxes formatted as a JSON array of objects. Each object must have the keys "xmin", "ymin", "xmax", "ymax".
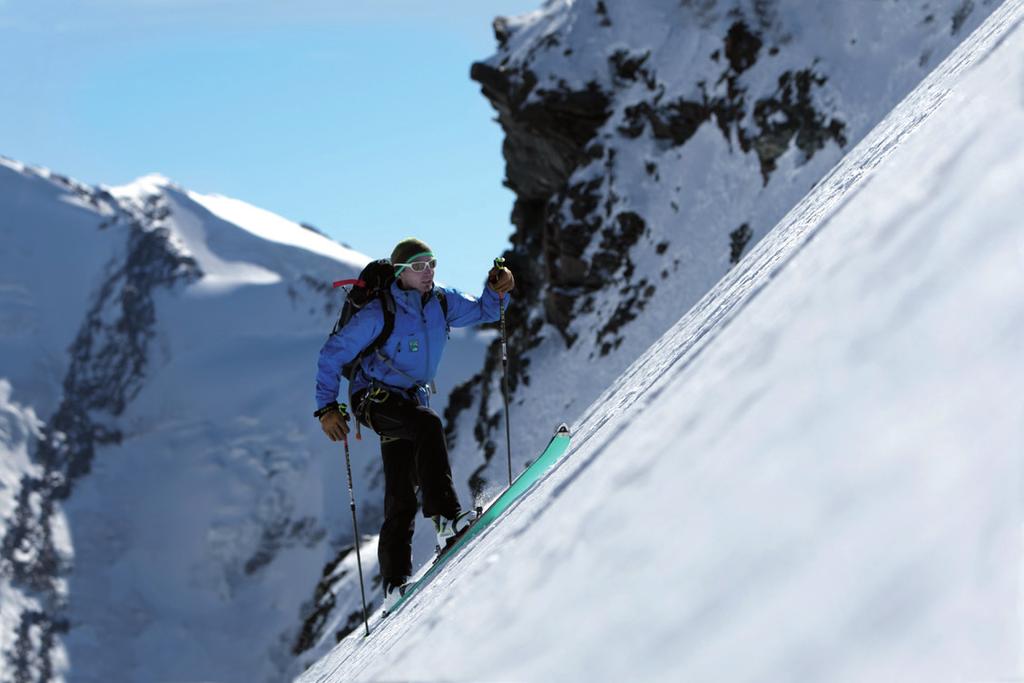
[
  {"xmin": 491, "ymin": 257, "xmax": 507, "ymax": 299},
  {"xmin": 490, "ymin": 257, "xmax": 506, "ymax": 282}
]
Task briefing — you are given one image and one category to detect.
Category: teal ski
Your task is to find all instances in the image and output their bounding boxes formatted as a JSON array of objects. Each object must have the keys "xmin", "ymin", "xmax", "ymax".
[{"xmin": 383, "ymin": 423, "xmax": 572, "ymax": 619}]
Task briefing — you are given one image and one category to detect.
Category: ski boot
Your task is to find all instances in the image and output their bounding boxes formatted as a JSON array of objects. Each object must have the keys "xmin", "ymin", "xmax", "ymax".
[
  {"xmin": 432, "ymin": 509, "xmax": 479, "ymax": 555},
  {"xmin": 381, "ymin": 578, "xmax": 409, "ymax": 617}
]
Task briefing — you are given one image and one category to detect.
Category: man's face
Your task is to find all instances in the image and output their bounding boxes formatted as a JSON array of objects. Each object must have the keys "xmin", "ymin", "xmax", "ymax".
[{"xmin": 398, "ymin": 254, "xmax": 435, "ymax": 294}]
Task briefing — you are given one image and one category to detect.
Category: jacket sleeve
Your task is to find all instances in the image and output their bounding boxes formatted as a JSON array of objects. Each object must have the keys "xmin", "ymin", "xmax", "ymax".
[
  {"xmin": 442, "ymin": 285, "xmax": 509, "ymax": 328},
  {"xmin": 315, "ymin": 304, "xmax": 384, "ymax": 408}
]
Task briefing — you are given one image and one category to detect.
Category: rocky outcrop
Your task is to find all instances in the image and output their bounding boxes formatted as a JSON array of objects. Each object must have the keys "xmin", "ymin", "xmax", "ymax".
[{"xmin": 473, "ymin": 10, "xmax": 847, "ymax": 345}]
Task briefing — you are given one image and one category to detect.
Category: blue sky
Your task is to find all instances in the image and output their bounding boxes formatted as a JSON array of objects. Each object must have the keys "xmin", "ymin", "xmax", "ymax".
[{"xmin": 0, "ymin": 0, "xmax": 542, "ymax": 292}]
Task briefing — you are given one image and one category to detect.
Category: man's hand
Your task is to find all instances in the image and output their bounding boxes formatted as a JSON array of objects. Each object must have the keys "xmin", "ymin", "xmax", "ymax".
[
  {"xmin": 320, "ymin": 409, "xmax": 350, "ymax": 442},
  {"xmin": 488, "ymin": 266, "xmax": 515, "ymax": 295}
]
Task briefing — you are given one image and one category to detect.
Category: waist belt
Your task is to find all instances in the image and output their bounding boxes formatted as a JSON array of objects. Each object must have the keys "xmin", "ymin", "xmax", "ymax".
[{"xmin": 353, "ymin": 382, "xmax": 425, "ymax": 444}]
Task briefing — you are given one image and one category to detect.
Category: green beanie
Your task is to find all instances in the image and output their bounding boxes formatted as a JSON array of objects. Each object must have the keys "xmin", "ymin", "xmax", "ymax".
[{"xmin": 391, "ymin": 238, "xmax": 434, "ymax": 268}]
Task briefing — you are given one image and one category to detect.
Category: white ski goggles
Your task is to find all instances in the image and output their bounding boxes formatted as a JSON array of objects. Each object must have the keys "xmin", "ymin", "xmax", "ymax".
[{"xmin": 394, "ymin": 254, "xmax": 437, "ymax": 274}]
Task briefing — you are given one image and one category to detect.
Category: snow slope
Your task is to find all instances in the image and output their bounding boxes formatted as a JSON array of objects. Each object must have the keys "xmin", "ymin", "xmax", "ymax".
[{"xmin": 298, "ymin": 1, "xmax": 1024, "ymax": 680}]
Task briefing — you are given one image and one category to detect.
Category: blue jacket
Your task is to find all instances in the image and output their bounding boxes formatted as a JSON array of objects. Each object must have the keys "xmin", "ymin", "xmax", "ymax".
[{"xmin": 316, "ymin": 281, "xmax": 507, "ymax": 409}]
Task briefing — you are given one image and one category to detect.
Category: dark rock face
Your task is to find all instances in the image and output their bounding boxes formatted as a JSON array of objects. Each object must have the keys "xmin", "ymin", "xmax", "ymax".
[
  {"xmin": 469, "ymin": 13, "xmax": 847, "ymax": 356},
  {"xmin": 952, "ymin": 0, "xmax": 976, "ymax": 34},
  {"xmin": 0, "ymin": 187, "xmax": 200, "ymax": 682},
  {"xmin": 470, "ymin": 63, "xmax": 612, "ymax": 201},
  {"xmin": 749, "ymin": 68, "xmax": 847, "ymax": 183},
  {"xmin": 620, "ymin": 21, "xmax": 846, "ymax": 185},
  {"xmin": 730, "ymin": 223, "xmax": 754, "ymax": 265}
]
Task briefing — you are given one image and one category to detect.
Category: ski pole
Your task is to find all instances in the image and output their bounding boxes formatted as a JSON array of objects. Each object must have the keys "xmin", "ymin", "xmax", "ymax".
[
  {"xmin": 493, "ymin": 257, "xmax": 513, "ymax": 488},
  {"xmin": 340, "ymin": 408, "xmax": 370, "ymax": 637}
]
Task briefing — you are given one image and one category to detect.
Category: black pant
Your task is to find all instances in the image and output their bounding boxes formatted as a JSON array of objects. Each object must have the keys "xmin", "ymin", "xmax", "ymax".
[{"xmin": 357, "ymin": 388, "xmax": 461, "ymax": 584}]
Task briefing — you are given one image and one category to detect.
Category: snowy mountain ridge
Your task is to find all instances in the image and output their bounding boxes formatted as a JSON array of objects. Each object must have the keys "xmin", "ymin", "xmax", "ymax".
[{"xmin": 298, "ymin": 1, "xmax": 1023, "ymax": 680}]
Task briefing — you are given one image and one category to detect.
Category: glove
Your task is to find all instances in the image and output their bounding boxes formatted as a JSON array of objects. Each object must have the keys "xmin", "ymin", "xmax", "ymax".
[
  {"xmin": 316, "ymin": 403, "xmax": 350, "ymax": 442},
  {"xmin": 488, "ymin": 266, "xmax": 515, "ymax": 295}
]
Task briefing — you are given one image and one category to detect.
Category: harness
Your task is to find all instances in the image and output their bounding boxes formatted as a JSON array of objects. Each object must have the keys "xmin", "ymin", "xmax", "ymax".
[{"xmin": 352, "ymin": 382, "xmax": 427, "ymax": 444}]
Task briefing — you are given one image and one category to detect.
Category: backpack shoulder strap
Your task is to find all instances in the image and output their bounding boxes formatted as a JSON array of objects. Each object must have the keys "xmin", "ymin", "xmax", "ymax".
[
  {"xmin": 434, "ymin": 289, "xmax": 450, "ymax": 337},
  {"xmin": 365, "ymin": 290, "xmax": 396, "ymax": 356},
  {"xmin": 435, "ymin": 289, "xmax": 448, "ymax": 318},
  {"xmin": 339, "ymin": 296, "xmax": 392, "ymax": 379},
  {"xmin": 364, "ymin": 290, "xmax": 395, "ymax": 356}
]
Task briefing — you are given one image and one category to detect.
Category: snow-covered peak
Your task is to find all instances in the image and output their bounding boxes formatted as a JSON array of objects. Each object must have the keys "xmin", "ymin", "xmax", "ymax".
[
  {"xmin": 107, "ymin": 172, "xmax": 365, "ymax": 268},
  {"xmin": 107, "ymin": 172, "xmax": 176, "ymax": 198},
  {"xmin": 187, "ymin": 190, "xmax": 367, "ymax": 268},
  {"xmin": 106, "ymin": 170, "xmax": 369, "ymax": 297}
]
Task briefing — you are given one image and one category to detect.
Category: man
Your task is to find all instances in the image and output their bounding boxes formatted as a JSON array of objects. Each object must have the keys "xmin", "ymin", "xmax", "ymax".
[{"xmin": 314, "ymin": 237, "xmax": 514, "ymax": 612}]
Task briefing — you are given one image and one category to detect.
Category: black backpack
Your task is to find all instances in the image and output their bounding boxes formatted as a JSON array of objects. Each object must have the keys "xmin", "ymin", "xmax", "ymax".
[{"xmin": 331, "ymin": 258, "xmax": 448, "ymax": 381}]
